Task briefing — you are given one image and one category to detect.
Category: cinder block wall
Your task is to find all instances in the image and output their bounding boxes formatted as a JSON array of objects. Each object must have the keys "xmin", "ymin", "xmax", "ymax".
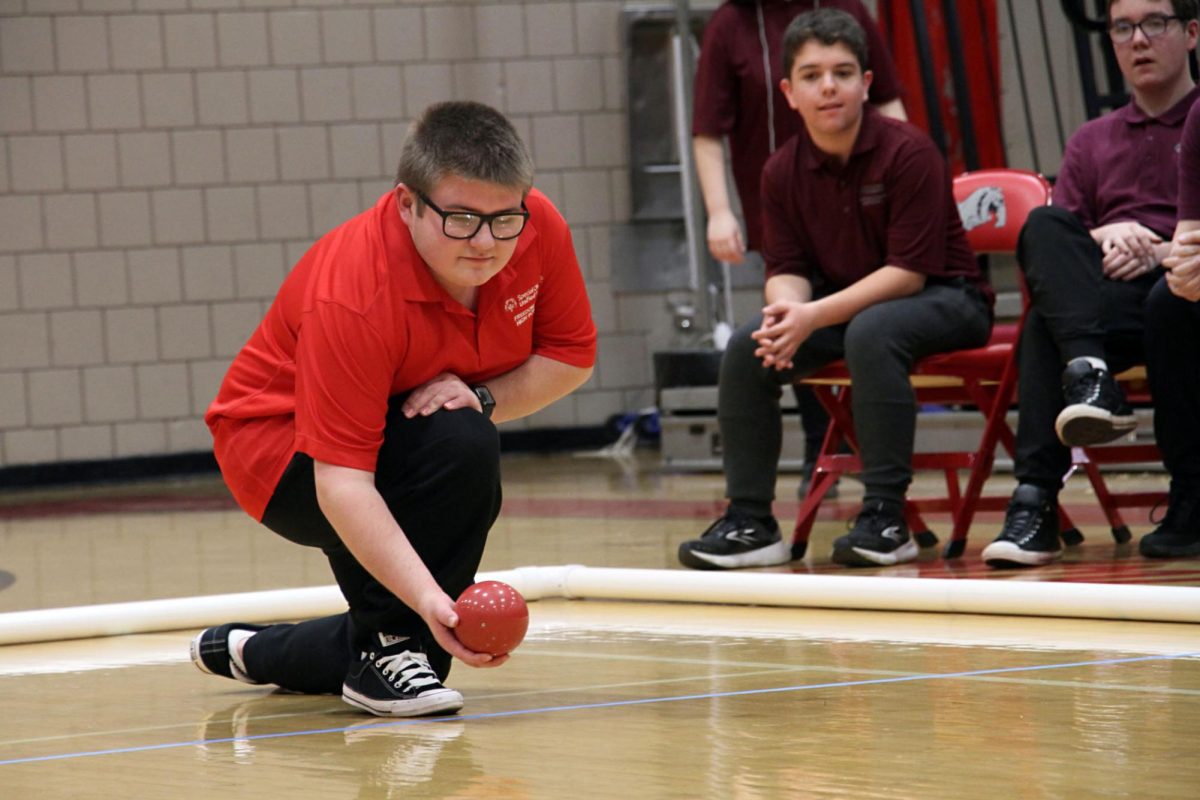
[
  {"xmin": 0, "ymin": 0, "xmax": 1090, "ymax": 472},
  {"xmin": 0, "ymin": 0, "xmax": 664, "ymax": 470}
]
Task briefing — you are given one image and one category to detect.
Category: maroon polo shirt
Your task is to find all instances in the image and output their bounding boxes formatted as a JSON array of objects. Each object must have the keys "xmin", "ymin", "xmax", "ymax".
[
  {"xmin": 692, "ymin": 0, "xmax": 902, "ymax": 251},
  {"xmin": 1053, "ymin": 86, "xmax": 1200, "ymax": 238},
  {"xmin": 761, "ymin": 106, "xmax": 989, "ymax": 305},
  {"xmin": 1179, "ymin": 100, "xmax": 1200, "ymax": 221}
]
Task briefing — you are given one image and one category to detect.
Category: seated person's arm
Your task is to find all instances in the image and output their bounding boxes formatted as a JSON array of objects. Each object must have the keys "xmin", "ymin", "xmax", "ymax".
[
  {"xmin": 693, "ymin": 134, "xmax": 746, "ymax": 264},
  {"xmin": 754, "ymin": 267, "xmax": 925, "ymax": 370},
  {"xmin": 789, "ymin": 265, "xmax": 925, "ymax": 329},
  {"xmin": 1165, "ymin": 220, "xmax": 1200, "ymax": 301}
]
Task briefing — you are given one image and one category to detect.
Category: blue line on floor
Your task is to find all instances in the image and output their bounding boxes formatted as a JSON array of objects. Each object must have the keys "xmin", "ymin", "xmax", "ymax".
[{"xmin": 3, "ymin": 651, "xmax": 1197, "ymax": 766}]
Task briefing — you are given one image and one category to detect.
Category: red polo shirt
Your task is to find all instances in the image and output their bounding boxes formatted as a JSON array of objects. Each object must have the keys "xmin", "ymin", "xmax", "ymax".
[
  {"xmin": 761, "ymin": 106, "xmax": 989, "ymax": 303},
  {"xmin": 1053, "ymin": 86, "xmax": 1200, "ymax": 238},
  {"xmin": 692, "ymin": 0, "xmax": 903, "ymax": 251},
  {"xmin": 1180, "ymin": 100, "xmax": 1200, "ymax": 221},
  {"xmin": 205, "ymin": 189, "xmax": 597, "ymax": 520}
]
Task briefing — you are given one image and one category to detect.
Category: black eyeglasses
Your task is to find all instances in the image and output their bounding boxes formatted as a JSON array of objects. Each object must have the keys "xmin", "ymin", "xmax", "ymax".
[
  {"xmin": 416, "ymin": 192, "xmax": 529, "ymax": 241},
  {"xmin": 1109, "ymin": 13, "xmax": 1181, "ymax": 44}
]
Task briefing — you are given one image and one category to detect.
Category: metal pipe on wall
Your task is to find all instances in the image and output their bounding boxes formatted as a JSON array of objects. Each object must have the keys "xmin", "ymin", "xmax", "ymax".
[{"xmin": 671, "ymin": 0, "xmax": 714, "ymax": 337}]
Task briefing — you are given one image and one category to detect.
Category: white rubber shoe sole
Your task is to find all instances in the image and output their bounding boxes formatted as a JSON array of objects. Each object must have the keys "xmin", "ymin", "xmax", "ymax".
[
  {"xmin": 677, "ymin": 537, "xmax": 792, "ymax": 570},
  {"xmin": 342, "ymin": 684, "xmax": 464, "ymax": 718},
  {"xmin": 982, "ymin": 539, "xmax": 1063, "ymax": 568},
  {"xmin": 832, "ymin": 538, "xmax": 919, "ymax": 567},
  {"xmin": 1055, "ymin": 405, "xmax": 1136, "ymax": 447}
]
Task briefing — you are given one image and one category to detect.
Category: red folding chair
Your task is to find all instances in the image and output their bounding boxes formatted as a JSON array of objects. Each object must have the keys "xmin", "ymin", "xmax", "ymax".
[{"xmin": 791, "ymin": 168, "xmax": 1053, "ymax": 560}]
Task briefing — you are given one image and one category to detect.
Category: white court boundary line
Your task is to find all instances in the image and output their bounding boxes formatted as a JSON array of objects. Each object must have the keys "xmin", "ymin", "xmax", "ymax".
[{"xmin": 1, "ymin": 565, "xmax": 1198, "ymax": 646}]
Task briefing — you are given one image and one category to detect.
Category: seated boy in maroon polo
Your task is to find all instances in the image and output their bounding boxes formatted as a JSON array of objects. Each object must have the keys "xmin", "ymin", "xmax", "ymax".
[
  {"xmin": 678, "ymin": 8, "xmax": 993, "ymax": 570},
  {"xmin": 692, "ymin": 0, "xmax": 907, "ymax": 501}
]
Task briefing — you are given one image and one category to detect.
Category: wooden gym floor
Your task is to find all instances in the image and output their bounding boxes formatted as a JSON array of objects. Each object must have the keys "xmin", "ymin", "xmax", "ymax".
[{"xmin": 1, "ymin": 451, "xmax": 1198, "ymax": 798}]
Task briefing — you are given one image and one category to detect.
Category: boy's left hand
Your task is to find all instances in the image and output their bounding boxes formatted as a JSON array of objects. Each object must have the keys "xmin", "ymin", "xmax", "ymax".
[{"xmin": 402, "ymin": 372, "xmax": 480, "ymax": 418}]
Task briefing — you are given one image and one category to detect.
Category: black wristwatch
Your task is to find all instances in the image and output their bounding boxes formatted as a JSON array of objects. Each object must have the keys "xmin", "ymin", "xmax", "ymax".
[{"xmin": 472, "ymin": 385, "xmax": 495, "ymax": 419}]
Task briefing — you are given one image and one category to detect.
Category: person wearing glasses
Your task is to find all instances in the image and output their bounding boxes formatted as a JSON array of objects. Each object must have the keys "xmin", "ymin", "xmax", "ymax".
[
  {"xmin": 981, "ymin": 0, "xmax": 1199, "ymax": 567},
  {"xmin": 192, "ymin": 102, "xmax": 596, "ymax": 716}
]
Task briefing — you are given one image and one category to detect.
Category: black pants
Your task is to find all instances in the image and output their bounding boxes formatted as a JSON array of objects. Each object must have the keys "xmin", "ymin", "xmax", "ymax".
[
  {"xmin": 1014, "ymin": 206, "xmax": 1159, "ymax": 489},
  {"xmin": 241, "ymin": 396, "xmax": 502, "ymax": 692},
  {"xmin": 1144, "ymin": 279, "xmax": 1200, "ymax": 486},
  {"xmin": 793, "ymin": 384, "xmax": 831, "ymax": 466},
  {"xmin": 719, "ymin": 281, "xmax": 992, "ymax": 515}
]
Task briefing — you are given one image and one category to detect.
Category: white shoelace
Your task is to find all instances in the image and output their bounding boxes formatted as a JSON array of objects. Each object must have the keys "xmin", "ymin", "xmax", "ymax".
[{"xmin": 376, "ymin": 650, "xmax": 442, "ymax": 695}]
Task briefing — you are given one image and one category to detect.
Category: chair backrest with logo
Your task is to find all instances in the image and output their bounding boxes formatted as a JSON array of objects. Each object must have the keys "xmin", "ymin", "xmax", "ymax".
[{"xmin": 953, "ymin": 169, "xmax": 1052, "ymax": 254}]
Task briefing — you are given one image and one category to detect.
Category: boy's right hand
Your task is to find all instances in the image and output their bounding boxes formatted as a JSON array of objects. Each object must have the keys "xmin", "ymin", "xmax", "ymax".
[
  {"xmin": 418, "ymin": 590, "xmax": 510, "ymax": 669},
  {"xmin": 706, "ymin": 210, "xmax": 746, "ymax": 264}
]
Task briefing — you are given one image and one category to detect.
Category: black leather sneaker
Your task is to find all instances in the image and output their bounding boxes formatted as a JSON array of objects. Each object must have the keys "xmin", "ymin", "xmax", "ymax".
[
  {"xmin": 1055, "ymin": 359, "xmax": 1137, "ymax": 446},
  {"xmin": 1139, "ymin": 484, "xmax": 1200, "ymax": 558},
  {"xmin": 982, "ymin": 484, "xmax": 1062, "ymax": 568}
]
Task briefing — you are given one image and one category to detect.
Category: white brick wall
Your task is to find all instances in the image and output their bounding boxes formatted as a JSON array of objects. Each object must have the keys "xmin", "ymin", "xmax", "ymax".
[{"xmin": 0, "ymin": 0, "xmax": 658, "ymax": 468}]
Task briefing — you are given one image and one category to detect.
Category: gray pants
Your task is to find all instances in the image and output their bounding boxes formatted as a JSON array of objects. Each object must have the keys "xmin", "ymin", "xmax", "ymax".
[{"xmin": 719, "ymin": 281, "xmax": 992, "ymax": 517}]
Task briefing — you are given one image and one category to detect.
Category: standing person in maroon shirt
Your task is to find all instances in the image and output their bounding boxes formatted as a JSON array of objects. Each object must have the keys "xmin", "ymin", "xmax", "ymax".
[
  {"xmin": 981, "ymin": 0, "xmax": 1200, "ymax": 568},
  {"xmin": 678, "ymin": 9, "xmax": 991, "ymax": 570},
  {"xmin": 692, "ymin": 0, "xmax": 906, "ymax": 499}
]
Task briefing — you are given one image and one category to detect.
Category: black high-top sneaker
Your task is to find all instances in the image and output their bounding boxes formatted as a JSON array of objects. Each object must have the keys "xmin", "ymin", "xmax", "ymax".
[
  {"xmin": 1055, "ymin": 359, "xmax": 1137, "ymax": 446},
  {"xmin": 982, "ymin": 484, "xmax": 1062, "ymax": 568},
  {"xmin": 342, "ymin": 633, "xmax": 464, "ymax": 717},
  {"xmin": 1139, "ymin": 484, "xmax": 1200, "ymax": 558}
]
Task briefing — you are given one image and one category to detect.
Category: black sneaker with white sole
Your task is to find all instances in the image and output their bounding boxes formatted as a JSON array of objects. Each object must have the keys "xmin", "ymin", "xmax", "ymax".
[
  {"xmin": 1139, "ymin": 483, "xmax": 1200, "ymax": 558},
  {"xmin": 191, "ymin": 622, "xmax": 268, "ymax": 685},
  {"xmin": 342, "ymin": 633, "xmax": 464, "ymax": 718},
  {"xmin": 677, "ymin": 507, "xmax": 790, "ymax": 570},
  {"xmin": 831, "ymin": 500, "xmax": 917, "ymax": 567},
  {"xmin": 982, "ymin": 484, "xmax": 1063, "ymax": 568},
  {"xmin": 1055, "ymin": 359, "xmax": 1137, "ymax": 446}
]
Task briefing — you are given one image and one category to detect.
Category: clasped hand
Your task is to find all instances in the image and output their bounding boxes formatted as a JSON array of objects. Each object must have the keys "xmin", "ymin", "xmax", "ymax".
[
  {"xmin": 752, "ymin": 301, "xmax": 818, "ymax": 371},
  {"xmin": 1164, "ymin": 229, "xmax": 1200, "ymax": 302},
  {"xmin": 1094, "ymin": 221, "xmax": 1163, "ymax": 280}
]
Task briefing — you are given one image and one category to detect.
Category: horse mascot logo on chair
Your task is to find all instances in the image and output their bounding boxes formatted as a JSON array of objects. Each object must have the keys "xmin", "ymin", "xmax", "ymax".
[{"xmin": 958, "ymin": 186, "xmax": 1006, "ymax": 232}]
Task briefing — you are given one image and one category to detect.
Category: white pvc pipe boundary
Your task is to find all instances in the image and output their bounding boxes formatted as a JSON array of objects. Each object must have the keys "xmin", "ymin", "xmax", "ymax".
[{"xmin": 1, "ymin": 565, "xmax": 1197, "ymax": 646}]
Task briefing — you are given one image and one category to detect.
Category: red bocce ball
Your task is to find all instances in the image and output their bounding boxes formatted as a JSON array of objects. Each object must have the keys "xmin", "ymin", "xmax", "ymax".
[{"xmin": 454, "ymin": 580, "xmax": 529, "ymax": 657}]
